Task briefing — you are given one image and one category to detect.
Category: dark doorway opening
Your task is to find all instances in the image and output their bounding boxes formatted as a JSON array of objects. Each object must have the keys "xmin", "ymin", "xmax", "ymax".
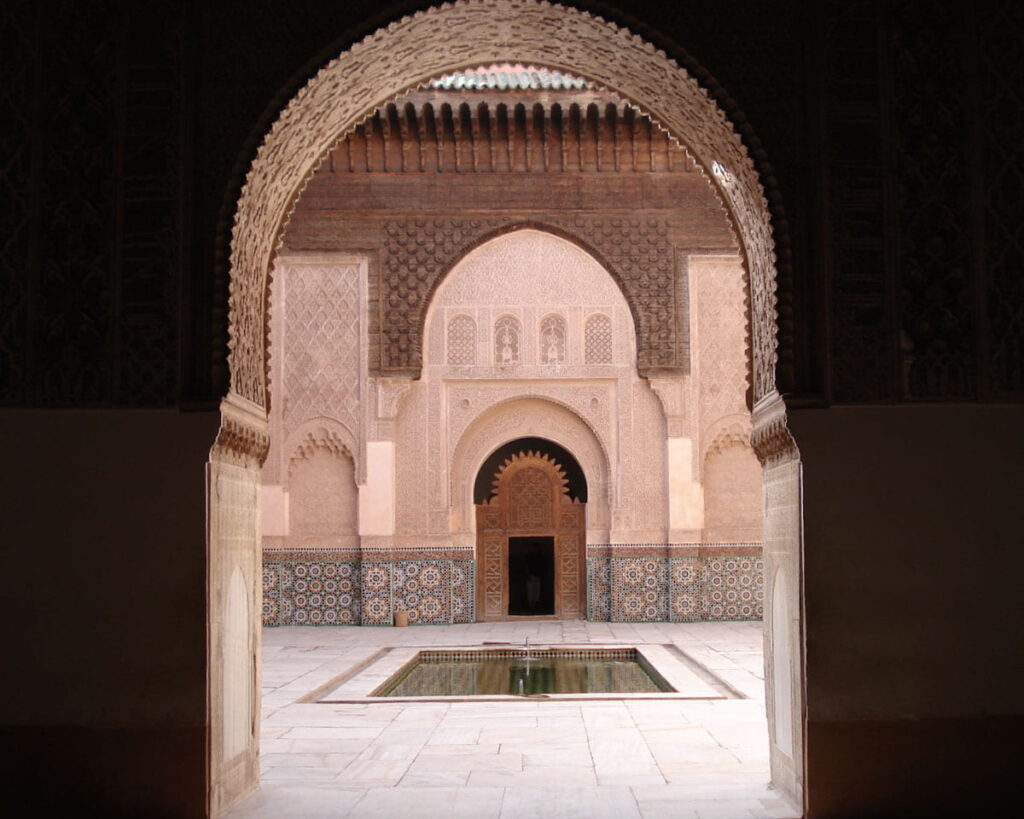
[{"xmin": 508, "ymin": 536, "xmax": 555, "ymax": 615}]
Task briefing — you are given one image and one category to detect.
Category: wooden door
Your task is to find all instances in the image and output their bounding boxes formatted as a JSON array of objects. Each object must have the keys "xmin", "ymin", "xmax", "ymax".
[
  {"xmin": 475, "ymin": 451, "xmax": 585, "ymax": 620},
  {"xmin": 555, "ymin": 503, "xmax": 586, "ymax": 618},
  {"xmin": 475, "ymin": 502, "xmax": 507, "ymax": 620}
]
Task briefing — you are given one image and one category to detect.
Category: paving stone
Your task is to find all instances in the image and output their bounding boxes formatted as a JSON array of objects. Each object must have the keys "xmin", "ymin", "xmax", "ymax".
[{"xmin": 228, "ymin": 622, "xmax": 799, "ymax": 819}]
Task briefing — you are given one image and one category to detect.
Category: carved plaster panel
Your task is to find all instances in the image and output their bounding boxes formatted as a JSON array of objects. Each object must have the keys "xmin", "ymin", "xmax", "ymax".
[
  {"xmin": 616, "ymin": 380, "xmax": 669, "ymax": 538},
  {"xmin": 446, "ymin": 381, "xmax": 613, "ymax": 464},
  {"xmin": 280, "ymin": 259, "xmax": 366, "ymax": 447},
  {"xmin": 373, "ymin": 377, "xmax": 413, "ymax": 419},
  {"xmin": 446, "ymin": 314, "xmax": 476, "ymax": 365},
  {"xmin": 585, "ymin": 314, "xmax": 613, "ymax": 364},
  {"xmin": 394, "ymin": 382, "xmax": 431, "ymax": 535},
  {"xmin": 649, "ymin": 375, "xmax": 690, "ymax": 438},
  {"xmin": 693, "ymin": 255, "xmax": 749, "ymax": 436}
]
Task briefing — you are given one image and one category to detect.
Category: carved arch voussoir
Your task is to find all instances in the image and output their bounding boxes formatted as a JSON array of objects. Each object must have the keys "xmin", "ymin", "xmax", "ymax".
[
  {"xmin": 463, "ymin": 392, "xmax": 612, "ymax": 478},
  {"xmin": 449, "ymin": 396, "xmax": 611, "ymax": 531},
  {"xmin": 390, "ymin": 218, "xmax": 669, "ymax": 377},
  {"xmin": 227, "ymin": 0, "xmax": 779, "ymax": 413}
]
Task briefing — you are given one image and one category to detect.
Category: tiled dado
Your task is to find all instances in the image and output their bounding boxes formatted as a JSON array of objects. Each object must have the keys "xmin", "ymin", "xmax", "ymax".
[
  {"xmin": 587, "ymin": 545, "xmax": 764, "ymax": 622},
  {"xmin": 264, "ymin": 545, "xmax": 761, "ymax": 625},
  {"xmin": 262, "ymin": 549, "xmax": 475, "ymax": 626}
]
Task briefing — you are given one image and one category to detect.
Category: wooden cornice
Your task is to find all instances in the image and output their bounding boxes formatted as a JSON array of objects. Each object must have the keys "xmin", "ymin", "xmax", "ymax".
[{"xmin": 323, "ymin": 100, "xmax": 697, "ymax": 174}]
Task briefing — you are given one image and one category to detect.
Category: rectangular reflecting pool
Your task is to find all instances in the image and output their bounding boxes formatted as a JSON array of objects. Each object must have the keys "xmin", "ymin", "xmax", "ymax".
[{"xmin": 372, "ymin": 648, "xmax": 674, "ymax": 697}]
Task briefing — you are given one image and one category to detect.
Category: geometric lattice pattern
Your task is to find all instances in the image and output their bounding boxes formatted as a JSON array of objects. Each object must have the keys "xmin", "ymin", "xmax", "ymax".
[
  {"xmin": 446, "ymin": 314, "xmax": 476, "ymax": 365},
  {"xmin": 584, "ymin": 313, "xmax": 612, "ymax": 364},
  {"xmin": 283, "ymin": 265, "xmax": 361, "ymax": 436},
  {"xmin": 264, "ymin": 549, "xmax": 761, "ymax": 625},
  {"xmin": 392, "ymin": 560, "xmax": 451, "ymax": 624},
  {"xmin": 452, "ymin": 560, "xmax": 475, "ymax": 623},
  {"xmin": 508, "ymin": 467, "xmax": 554, "ymax": 530},
  {"xmin": 263, "ymin": 554, "xmax": 475, "ymax": 627},
  {"xmin": 262, "ymin": 560, "xmax": 361, "ymax": 626}
]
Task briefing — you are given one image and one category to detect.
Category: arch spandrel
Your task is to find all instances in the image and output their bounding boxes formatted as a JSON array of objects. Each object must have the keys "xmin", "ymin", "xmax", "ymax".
[
  {"xmin": 423, "ymin": 227, "xmax": 637, "ymax": 371},
  {"xmin": 413, "ymin": 221, "xmax": 647, "ymax": 375},
  {"xmin": 227, "ymin": 0, "xmax": 780, "ymax": 418}
]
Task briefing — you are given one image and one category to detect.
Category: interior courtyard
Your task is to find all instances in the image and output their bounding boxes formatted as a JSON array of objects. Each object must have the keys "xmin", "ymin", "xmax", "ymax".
[{"xmin": 229, "ymin": 621, "xmax": 785, "ymax": 818}]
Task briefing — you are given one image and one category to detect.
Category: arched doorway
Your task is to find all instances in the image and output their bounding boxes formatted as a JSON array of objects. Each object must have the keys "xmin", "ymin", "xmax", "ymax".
[
  {"xmin": 475, "ymin": 443, "xmax": 586, "ymax": 620},
  {"xmin": 213, "ymin": 1, "xmax": 803, "ymax": 814}
]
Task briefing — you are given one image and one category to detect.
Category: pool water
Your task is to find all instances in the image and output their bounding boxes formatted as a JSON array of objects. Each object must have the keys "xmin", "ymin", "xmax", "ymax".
[{"xmin": 375, "ymin": 648, "xmax": 673, "ymax": 697}]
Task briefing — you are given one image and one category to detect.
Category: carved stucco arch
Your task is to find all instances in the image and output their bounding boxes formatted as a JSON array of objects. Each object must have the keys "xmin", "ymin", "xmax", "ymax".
[
  {"xmin": 449, "ymin": 397, "xmax": 611, "ymax": 536},
  {"xmin": 416, "ymin": 220, "xmax": 644, "ymax": 372},
  {"xmin": 219, "ymin": 0, "xmax": 791, "ymax": 466}
]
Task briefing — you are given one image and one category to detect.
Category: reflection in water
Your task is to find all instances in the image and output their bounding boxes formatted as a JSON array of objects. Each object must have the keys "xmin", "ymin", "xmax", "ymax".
[{"xmin": 383, "ymin": 657, "xmax": 666, "ymax": 697}]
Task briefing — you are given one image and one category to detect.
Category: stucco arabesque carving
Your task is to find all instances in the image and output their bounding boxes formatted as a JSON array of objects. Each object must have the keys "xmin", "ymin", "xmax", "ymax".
[
  {"xmin": 375, "ymin": 377, "xmax": 414, "ymax": 420},
  {"xmin": 379, "ymin": 215, "xmax": 680, "ymax": 377},
  {"xmin": 212, "ymin": 392, "xmax": 270, "ymax": 468},
  {"xmin": 647, "ymin": 376, "xmax": 689, "ymax": 438},
  {"xmin": 286, "ymin": 425, "xmax": 357, "ymax": 478},
  {"xmin": 447, "ymin": 382, "xmax": 611, "ymax": 457},
  {"xmin": 704, "ymin": 416, "xmax": 754, "ymax": 460},
  {"xmin": 225, "ymin": 0, "xmax": 781, "ymax": 430},
  {"xmin": 450, "ymin": 398, "xmax": 612, "ymax": 526}
]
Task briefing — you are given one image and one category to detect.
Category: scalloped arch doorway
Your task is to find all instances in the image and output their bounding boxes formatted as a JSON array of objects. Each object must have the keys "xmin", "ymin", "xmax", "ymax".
[
  {"xmin": 207, "ymin": 2, "xmax": 805, "ymax": 815},
  {"xmin": 476, "ymin": 444, "xmax": 587, "ymax": 621}
]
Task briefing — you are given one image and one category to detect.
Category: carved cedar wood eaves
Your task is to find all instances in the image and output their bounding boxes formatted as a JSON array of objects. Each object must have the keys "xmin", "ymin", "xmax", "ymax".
[{"xmin": 327, "ymin": 100, "xmax": 695, "ymax": 174}]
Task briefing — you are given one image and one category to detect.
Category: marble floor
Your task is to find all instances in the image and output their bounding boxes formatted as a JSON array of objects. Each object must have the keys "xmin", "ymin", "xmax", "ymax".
[{"xmin": 227, "ymin": 620, "xmax": 797, "ymax": 819}]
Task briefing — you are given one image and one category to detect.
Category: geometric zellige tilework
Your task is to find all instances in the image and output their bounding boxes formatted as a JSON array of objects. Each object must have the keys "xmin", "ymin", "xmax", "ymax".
[
  {"xmin": 587, "ymin": 553, "xmax": 764, "ymax": 624},
  {"xmin": 264, "ymin": 550, "xmax": 763, "ymax": 626}
]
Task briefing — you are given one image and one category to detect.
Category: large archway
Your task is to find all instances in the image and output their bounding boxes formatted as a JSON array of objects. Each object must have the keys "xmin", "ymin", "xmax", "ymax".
[{"xmin": 210, "ymin": 2, "xmax": 803, "ymax": 815}]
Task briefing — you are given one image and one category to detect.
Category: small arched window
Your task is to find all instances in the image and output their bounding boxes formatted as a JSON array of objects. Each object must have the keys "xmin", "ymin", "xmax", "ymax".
[
  {"xmin": 539, "ymin": 314, "xmax": 566, "ymax": 364},
  {"xmin": 585, "ymin": 313, "xmax": 612, "ymax": 364},
  {"xmin": 446, "ymin": 314, "xmax": 476, "ymax": 365},
  {"xmin": 494, "ymin": 315, "xmax": 521, "ymax": 365}
]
